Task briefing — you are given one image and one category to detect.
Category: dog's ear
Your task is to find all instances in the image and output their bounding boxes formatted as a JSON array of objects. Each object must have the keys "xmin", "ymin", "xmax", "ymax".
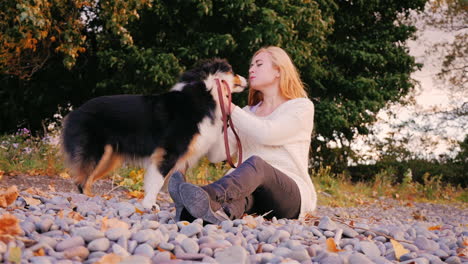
[
  {"xmin": 232, "ymin": 85, "xmax": 245, "ymax": 93},
  {"xmin": 232, "ymin": 74, "xmax": 247, "ymax": 93}
]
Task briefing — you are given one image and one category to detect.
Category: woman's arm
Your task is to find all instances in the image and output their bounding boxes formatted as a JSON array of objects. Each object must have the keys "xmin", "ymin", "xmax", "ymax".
[{"xmin": 230, "ymin": 99, "xmax": 314, "ymax": 146}]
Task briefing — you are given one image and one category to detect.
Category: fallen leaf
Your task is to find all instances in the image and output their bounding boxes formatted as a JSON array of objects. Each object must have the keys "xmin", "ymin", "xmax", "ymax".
[
  {"xmin": 57, "ymin": 210, "xmax": 64, "ymax": 219},
  {"xmin": 33, "ymin": 248, "xmax": 45, "ymax": 256},
  {"xmin": 8, "ymin": 246, "xmax": 22, "ymax": 264},
  {"xmin": 25, "ymin": 187, "xmax": 49, "ymax": 198},
  {"xmin": 303, "ymin": 212, "xmax": 318, "ymax": 223},
  {"xmin": 94, "ymin": 253, "xmax": 123, "ymax": 264},
  {"xmin": 48, "ymin": 184, "xmax": 56, "ymax": 192},
  {"xmin": 100, "ymin": 217, "xmax": 129, "ymax": 232},
  {"xmin": 67, "ymin": 211, "xmax": 84, "ymax": 222},
  {"xmin": 127, "ymin": 190, "xmax": 144, "ymax": 199},
  {"xmin": 457, "ymin": 247, "xmax": 468, "ymax": 257},
  {"xmin": 0, "ymin": 186, "xmax": 19, "ymax": 208},
  {"xmin": 428, "ymin": 225, "xmax": 441, "ymax": 231},
  {"xmin": 0, "ymin": 213, "xmax": 22, "ymax": 236},
  {"xmin": 326, "ymin": 238, "xmax": 344, "ymax": 252},
  {"xmin": 464, "ymin": 237, "xmax": 468, "ymax": 246},
  {"xmin": 412, "ymin": 210, "xmax": 427, "ymax": 221},
  {"xmin": 22, "ymin": 196, "xmax": 41, "ymax": 206},
  {"xmin": 157, "ymin": 246, "xmax": 177, "ymax": 259},
  {"xmin": 135, "ymin": 207, "xmax": 144, "ymax": 215},
  {"xmin": 391, "ymin": 239, "xmax": 409, "ymax": 260},
  {"xmin": 256, "ymin": 243, "xmax": 263, "ymax": 253},
  {"xmin": 59, "ymin": 172, "xmax": 70, "ymax": 179},
  {"xmin": 101, "ymin": 194, "xmax": 113, "ymax": 200},
  {"xmin": 405, "ymin": 202, "xmax": 414, "ymax": 207},
  {"xmin": 243, "ymin": 215, "xmax": 257, "ymax": 229}
]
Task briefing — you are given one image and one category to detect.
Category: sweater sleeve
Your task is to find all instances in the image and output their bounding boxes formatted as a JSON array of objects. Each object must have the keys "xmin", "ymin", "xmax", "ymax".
[
  {"xmin": 230, "ymin": 99, "xmax": 314, "ymax": 146},
  {"xmin": 206, "ymin": 126, "xmax": 238, "ymax": 163}
]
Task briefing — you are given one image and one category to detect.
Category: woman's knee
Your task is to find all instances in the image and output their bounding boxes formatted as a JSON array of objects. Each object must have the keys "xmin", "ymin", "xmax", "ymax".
[{"xmin": 244, "ymin": 155, "xmax": 265, "ymax": 167}]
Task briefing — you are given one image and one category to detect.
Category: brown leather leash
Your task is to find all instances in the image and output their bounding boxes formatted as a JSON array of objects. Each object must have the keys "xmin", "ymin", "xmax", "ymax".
[{"xmin": 215, "ymin": 78, "xmax": 243, "ymax": 168}]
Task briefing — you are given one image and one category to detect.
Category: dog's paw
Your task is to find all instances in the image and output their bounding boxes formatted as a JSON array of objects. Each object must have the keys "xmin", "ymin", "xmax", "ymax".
[{"xmin": 141, "ymin": 199, "xmax": 159, "ymax": 211}]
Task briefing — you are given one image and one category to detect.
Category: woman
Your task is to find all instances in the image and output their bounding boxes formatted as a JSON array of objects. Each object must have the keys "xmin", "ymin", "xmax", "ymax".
[{"xmin": 169, "ymin": 46, "xmax": 317, "ymax": 224}]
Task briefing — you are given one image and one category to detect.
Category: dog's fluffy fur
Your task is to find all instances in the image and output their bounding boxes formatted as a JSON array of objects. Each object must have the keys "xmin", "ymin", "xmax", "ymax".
[{"xmin": 61, "ymin": 59, "xmax": 246, "ymax": 208}]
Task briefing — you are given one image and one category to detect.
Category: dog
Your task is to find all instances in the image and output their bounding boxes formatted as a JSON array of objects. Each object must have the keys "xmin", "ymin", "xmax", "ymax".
[{"xmin": 61, "ymin": 59, "xmax": 247, "ymax": 209}]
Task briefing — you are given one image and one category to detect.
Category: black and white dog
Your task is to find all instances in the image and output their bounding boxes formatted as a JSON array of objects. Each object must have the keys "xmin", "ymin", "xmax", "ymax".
[{"xmin": 61, "ymin": 59, "xmax": 246, "ymax": 209}]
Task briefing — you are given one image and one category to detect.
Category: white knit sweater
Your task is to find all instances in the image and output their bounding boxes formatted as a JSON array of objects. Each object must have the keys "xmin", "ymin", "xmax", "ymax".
[{"xmin": 207, "ymin": 98, "xmax": 317, "ymax": 218}]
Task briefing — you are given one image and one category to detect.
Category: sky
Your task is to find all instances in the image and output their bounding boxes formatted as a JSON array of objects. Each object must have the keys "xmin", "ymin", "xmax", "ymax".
[{"xmin": 351, "ymin": 9, "xmax": 467, "ymax": 162}]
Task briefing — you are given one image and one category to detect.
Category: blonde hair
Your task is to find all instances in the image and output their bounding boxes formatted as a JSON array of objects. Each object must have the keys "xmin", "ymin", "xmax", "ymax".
[{"xmin": 248, "ymin": 46, "xmax": 308, "ymax": 106}]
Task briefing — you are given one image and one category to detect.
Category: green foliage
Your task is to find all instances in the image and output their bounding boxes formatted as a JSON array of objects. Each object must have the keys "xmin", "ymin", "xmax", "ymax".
[
  {"xmin": 311, "ymin": 0, "xmax": 427, "ymax": 167},
  {"xmin": 1, "ymin": 0, "xmax": 429, "ymax": 172},
  {"xmin": 0, "ymin": 128, "xmax": 63, "ymax": 174}
]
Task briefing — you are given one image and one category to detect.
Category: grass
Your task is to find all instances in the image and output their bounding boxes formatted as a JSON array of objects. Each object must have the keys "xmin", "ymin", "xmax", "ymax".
[
  {"xmin": 312, "ymin": 166, "xmax": 467, "ymax": 207},
  {"xmin": 1, "ymin": 128, "xmax": 466, "ymax": 208}
]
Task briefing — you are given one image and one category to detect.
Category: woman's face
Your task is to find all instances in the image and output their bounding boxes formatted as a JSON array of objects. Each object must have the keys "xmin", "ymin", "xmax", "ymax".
[{"xmin": 249, "ymin": 52, "xmax": 280, "ymax": 91}]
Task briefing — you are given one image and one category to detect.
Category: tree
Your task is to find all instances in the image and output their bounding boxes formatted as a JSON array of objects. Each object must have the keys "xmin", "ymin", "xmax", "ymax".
[
  {"xmin": 311, "ymin": 0, "xmax": 427, "ymax": 169},
  {"xmin": 1, "ymin": 0, "xmax": 429, "ymax": 175},
  {"xmin": 1, "ymin": 0, "xmax": 331, "ymax": 133},
  {"xmin": 422, "ymin": 0, "xmax": 467, "ymax": 94}
]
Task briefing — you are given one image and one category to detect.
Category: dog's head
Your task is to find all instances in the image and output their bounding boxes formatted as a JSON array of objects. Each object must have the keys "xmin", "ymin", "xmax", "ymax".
[{"xmin": 172, "ymin": 59, "xmax": 247, "ymax": 96}]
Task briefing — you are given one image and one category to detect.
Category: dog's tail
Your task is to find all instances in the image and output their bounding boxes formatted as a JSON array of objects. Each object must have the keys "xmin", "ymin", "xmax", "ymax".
[{"xmin": 61, "ymin": 110, "xmax": 98, "ymax": 192}]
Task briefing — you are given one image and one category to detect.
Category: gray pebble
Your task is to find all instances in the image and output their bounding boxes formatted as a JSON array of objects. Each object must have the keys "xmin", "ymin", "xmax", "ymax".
[
  {"xmin": 180, "ymin": 222, "xmax": 203, "ymax": 237},
  {"xmin": 343, "ymin": 228, "xmax": 359, "ymax": 238},
  {"xmin": 400, "ymin": 252, "xmax": 417, "ymax": 261},
  {"xmin": 318, "ymin": 216, "xmax": 337, "ymax": 231},
  {"xmin": 29, "ymin": 256, "xmax": 53, "ymax": 264},
  {"xmin": 88, "ymin": 251, "xmax": 106, "ymax": 259},
  {"xmin": 152, "ymin": 251, "xmax": 172, "ymax": 262},
  {"xmin": 36, "ymin": 218, "xmax": 54, "ymax": 233},
  {"xmin": 56, "ymin": 236, "xmax": 85, "ymax": 251},
  {"xmin": 105, "ymin": 227, "xmax": 131, "ymax": 241},
  {"xmin": 414, "ymin": 236, "xmax": 440, "ymax": 251},
  {"xmin": 348, "ymin": 253, "xmax": 373, "ymax": 264},
  {"xmin": 181, "ymin": 237, "xmax": 199, "ymax": 254},
  {"xmin": 87, "ymin": 237, "xmax": 110, "ymax": 251},
  {"xmin": 215, "ymin": 245, "xmax": 249, "ymax": 264},
  {"xmin": 134, "ymin": 243, "xmax": 154, "ymax": 258},
  {"xmin": 360, "ymin": 241, "xmax": 381, "ymax": 257},
  {"xmin": 400, "ymin": 257, "xmax": 430, "ymax": 264},
  {"xmin": 286, "ymin": 248, "xmax": 310, "ymax": 262},
  {"xmin": 72, "ymin": 227, "xmax": 104, "ymax": 242},
  {"xmin": 119, "ymin": 255, "xmax": 151, "ymax": 264},
  {"xmin": 112, "ymin": 243, "xmax": 130, "ymax": 257},
  {"xmin": 445, "ymin": 256, "xmax": 462, "ymax": 264}
]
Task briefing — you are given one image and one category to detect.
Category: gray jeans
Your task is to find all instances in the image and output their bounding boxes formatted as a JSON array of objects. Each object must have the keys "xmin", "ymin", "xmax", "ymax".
[{"xmin": 202, "ymin": 155, "xmax": 301, "ymax": 219}]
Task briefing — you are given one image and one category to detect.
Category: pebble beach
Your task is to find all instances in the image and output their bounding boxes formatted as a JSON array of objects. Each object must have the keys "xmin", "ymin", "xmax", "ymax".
[{"xmin": 1, "ymin": 190, "xmax": 467, "ymax": 264}]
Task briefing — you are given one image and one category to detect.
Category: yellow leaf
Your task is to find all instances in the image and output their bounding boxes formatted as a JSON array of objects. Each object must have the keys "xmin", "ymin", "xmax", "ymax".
[
  {"xmin": 22, "ymin": 196, "xmax": 41, "ymax": 206},
  {"xmin": 135, "ymin": 207, "xmax": 144, "ymax": 215},
  {"xmin": 391, "ymin": 239, "xmax": 409, "ymax": 260},
  {"xmin": 59, "ymin": 172, "xmax": 70, "ymax": 179},
  {"xmin": 8, "ymin": 246, "xmax": 21, "ymax": 264},
  {"xmin": 48, "ymin": 184, "xmax": 56, "ymax": 192},
  {"xmin": 326, "ymin": 238, "xmax": 344, "ymax": 252},
  {"xmin": 25, "ymin": 187, "xmax": 49, "ymax": 198},
  {"xmin": 101, "ymin": 217, "xmax": 129, "ymax": 232},
  {"xmin": 67, "ymin": 211, "xmax": 84, "ymax": 222},
  {"xmin": 428, "ymin": 225, "xmax": 441, "ymax": 231},
  {"xmin": 94, "ymin": 253, "xmax": 123, "ymax": 264},
  {"xmin": 34, "ymin": 248, "xmax": 45, "ymax": 256},
  {"xmin": 127, "ymin": 190, "xmax": 144, "ymax": 199},
  {"xmin": 0, "ymin": 213, "xmax": 22, "ymax": 237},
  {"xmin": 242, "ymin": 215, "xmax": 257, "ymax": 229},
  {"xmin": 0, "ymin": 186, "xmax": 19, "ymax": 208}
]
